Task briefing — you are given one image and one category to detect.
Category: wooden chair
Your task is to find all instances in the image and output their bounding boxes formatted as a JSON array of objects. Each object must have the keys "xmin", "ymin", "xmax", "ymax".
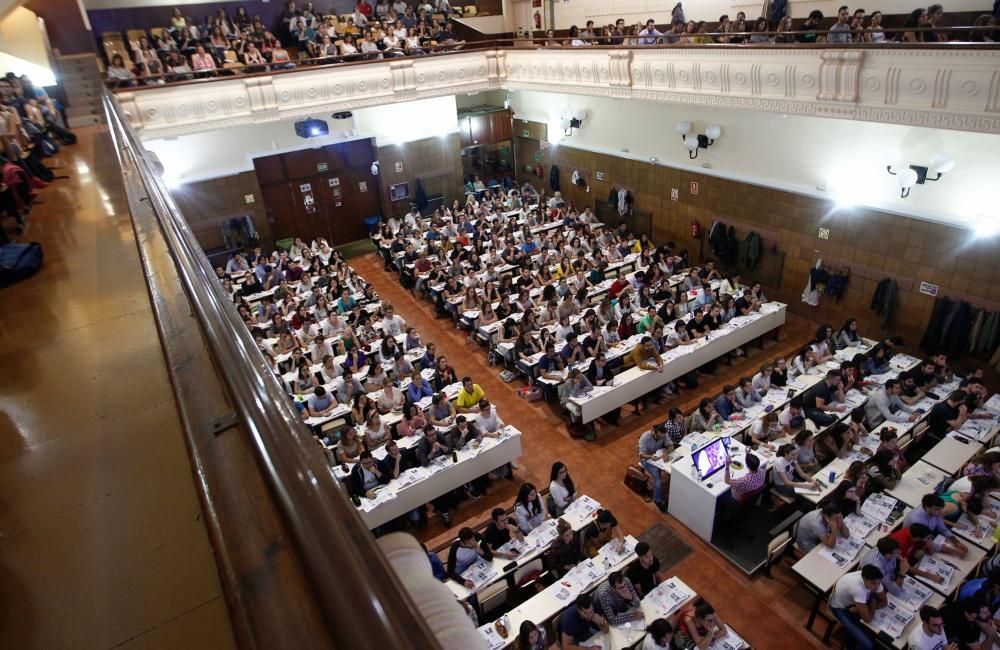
[
  {"xmin": 150, "ymin": 27, "xmax": 167, "ymax": 41},
  {"xmin": 478, "ymin": 581, "xmax": 508, "ymax": 616},
  {"xmin": 126, "ymin": 28, "xmax": 148, "ymax": 44},
  {"xmin": 763, "ymin": 510, "xmax": 802, "ymax": 577},
  {"xmin": 222, "ymin": 50, "xmax": 244, "ymax": 69},
  {"xmin": 512, "ymin": 557, "xmax": 546, "ymax": 596}
]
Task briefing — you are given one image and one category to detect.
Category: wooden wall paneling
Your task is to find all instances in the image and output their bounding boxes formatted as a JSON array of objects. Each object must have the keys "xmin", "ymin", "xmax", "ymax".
[
  {"xmin": 261, "ymin": 183, "xmax": 299, "ymax": 243},
  {"xmin": 253, "ymin": 156, "xmax": 286, "ymax": 186},
  {"xmin": 283, "ymin": 149, "xmax": 320, "ymax": 181}
]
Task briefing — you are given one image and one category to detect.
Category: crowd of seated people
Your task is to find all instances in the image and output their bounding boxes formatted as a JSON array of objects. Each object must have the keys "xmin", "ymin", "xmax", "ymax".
[
  {"xmin": 544, "ymin": 3, "xmax": 997, "ymax": 47},
  {"xmin": 106, "ymin": 0, "xmax": 467, "ymax": 86},
  {"xmin": 218, "ymin": 236, "xmax": 522, "ymax": 527},
  {"xmin": 0, "ymin": 73, "xmax": 76, "ymax": 245}
]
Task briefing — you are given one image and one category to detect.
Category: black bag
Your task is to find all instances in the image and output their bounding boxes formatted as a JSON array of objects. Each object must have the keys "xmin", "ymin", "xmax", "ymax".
[{"xmin": 0, "ymin": 242, "xmax": 43, "ymax": 287}]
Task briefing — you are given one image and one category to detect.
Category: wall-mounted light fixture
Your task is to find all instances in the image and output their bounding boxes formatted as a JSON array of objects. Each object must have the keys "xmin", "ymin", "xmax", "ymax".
[
  {"xmin": 676, "ymin": 122, "xmax": 721, "ymax": 159},
  {"xmin": 559, "ymin": 108, "xmax": 588, "ymax": 136},
  {"xmin": 886, "ymin": 153, "xmax": 955, "ymax": 198}
]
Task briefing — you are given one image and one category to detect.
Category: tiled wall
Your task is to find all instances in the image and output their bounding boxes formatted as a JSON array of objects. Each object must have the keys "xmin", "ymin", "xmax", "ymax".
[
  {"xmin": 171, "ymin": 172, "xmax": 272, "ymax": 251},
  {"xmin": 517, "ymin": 139, "xmax": 1000, "ymax": 348},
  {"xmin": 376, "ymin": 134, "xmax": 465, "ymax": 217}
]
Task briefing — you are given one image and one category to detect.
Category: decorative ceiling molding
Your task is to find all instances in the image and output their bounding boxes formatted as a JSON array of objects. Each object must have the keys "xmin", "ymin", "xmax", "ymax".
[{"xmin": 117, "ymin": 47, "xmax": 1000, "ymax": 139}]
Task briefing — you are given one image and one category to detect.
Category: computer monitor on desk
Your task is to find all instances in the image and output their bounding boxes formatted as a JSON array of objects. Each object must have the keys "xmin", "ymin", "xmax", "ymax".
[{"xmin": 691, "ymin": 437, "xmax": 730, "ymax": 481}]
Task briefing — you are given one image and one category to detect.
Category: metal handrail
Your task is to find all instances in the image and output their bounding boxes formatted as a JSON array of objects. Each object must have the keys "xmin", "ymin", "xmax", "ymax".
[{"xmin": 102, "ymin": 91, "xmax": 441, "ymax": 650}]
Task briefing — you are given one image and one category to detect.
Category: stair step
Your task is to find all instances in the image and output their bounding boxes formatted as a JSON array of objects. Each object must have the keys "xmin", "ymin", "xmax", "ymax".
[
  {"xmin": 68, "ymin": 114, "xmax": 105, "ymax": 128},
  {"xmin": 65, "ymin": 104, "xmax": 102, "ymax": 119}
]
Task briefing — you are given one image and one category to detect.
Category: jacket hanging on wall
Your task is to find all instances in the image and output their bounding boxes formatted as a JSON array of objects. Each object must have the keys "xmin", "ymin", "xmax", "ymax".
[
  {"xmin": 742, "ymin": 231, "xmax": 762, "ymax": 270},
  {"xmin": 549, "ymin": 165, "xmax": 560, "ymax": 191},
  {"xmin": 978, "ymin": 311, "xmax": 1000, "ymax": 357},
  {"xmin": 724, "ymin": 226, "xmax": 739, "ymax": 266},
  {"xmin": 968, "ymin": 309, "xmax": 985, "ymax": 354},
  {"xmin": 920, "ymin": 296, "xmax": 952, "ymax": 354},
  {"xmin": 708, "ymin": 221, "xmax": 727, "ymax": 258},
  {"xmin": 414, "ymin": 178, "xmax": 428, "ymax": 211},
  {"xmin": 825, "ymin": 269, "xmax": 850, "ymax": 303},
  {"xmin": 617, "ymin": 188, "xmax": 632, "ymax": 216},
  {"xmin": 608, "ymin": 187, "xmax": 618, "ymax": 210},
  {"xmin": 869, "ymin": 278, "xmax": 898, "ymax": 327},
  {"xmin": 802, "ymin": 259, "xmax": 823, "ymax": 307}
]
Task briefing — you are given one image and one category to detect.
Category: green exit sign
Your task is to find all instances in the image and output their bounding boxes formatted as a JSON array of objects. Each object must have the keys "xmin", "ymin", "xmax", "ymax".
[
  {"xmin": 522, "ymin": 129, "xmax": 530, "ymax": 137},
  {"xmin": 317, "ymin": 162, "xmax": 328, "ymax": 172}
]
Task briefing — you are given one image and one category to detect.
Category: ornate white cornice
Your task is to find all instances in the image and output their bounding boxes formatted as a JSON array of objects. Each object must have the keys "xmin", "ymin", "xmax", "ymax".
[{"xmin": 117, "ymin": 47, "xmax": 1000, "ymax": 139}]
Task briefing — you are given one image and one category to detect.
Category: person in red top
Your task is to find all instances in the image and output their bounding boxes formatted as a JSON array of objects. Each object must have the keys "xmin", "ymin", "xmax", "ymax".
[
  {"xmin": 608, "ymin": 271, "xmax": 630, "ymax": 299},
  {"xmin": 888, "ymin": 523, "xmax": 946, "ymax": 586},
  {"xmin": 356, "ymin": 0, "xmax": 372, "ymax": 17}
]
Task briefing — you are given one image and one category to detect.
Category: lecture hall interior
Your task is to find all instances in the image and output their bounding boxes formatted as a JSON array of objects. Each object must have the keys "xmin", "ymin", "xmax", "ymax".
[{"xmin": 3, "ymin": 0, "xmax": 1000, "ymax": 647}]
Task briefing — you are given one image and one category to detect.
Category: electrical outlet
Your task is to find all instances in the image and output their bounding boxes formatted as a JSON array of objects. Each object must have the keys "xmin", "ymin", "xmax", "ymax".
[{"xmin": 818, "ymin": 227, "xmax": 830, "ymax": 240}]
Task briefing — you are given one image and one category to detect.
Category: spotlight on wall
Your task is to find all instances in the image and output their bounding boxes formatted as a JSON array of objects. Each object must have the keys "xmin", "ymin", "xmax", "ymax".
[
  {"xmin": 294, "ymin": 117, "xmax": 329, "ymax": 139},
  {"xmin": 972, "ymin": 214, "xmax": 998, "ymax": 239},
  {"xmin": 559, "ymin": 108, "xmax": 588, "ymax": 136},
  {"xmin": 886, "ymin": 153, "xmax": 955, "ymax": 198},
  {"xmin": 676, "ymin": 122, "xmax": 721, "ymax": 159}
]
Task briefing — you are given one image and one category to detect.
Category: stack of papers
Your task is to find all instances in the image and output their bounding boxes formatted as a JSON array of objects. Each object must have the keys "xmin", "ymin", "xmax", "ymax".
[
  {"xmin": 461, "ymin": 559, "xmax": 498, "ymax": 591},
  {"xmin": 644, "ymin": 579, "xmax": 695, "ymax": 618},
  {"xmin": 476, "ymin": 621, "xmax": 507, "ymax": 650},
  {"xmin": 868, "ymin": 600, "xmax": 917, "ymax": 638},
  {"xmin": 525, "ymin": 518, "xmax": 559, "ymax": 548},
  {"xmin": 891, "ymin": 576, "xmax": 934, "ymax": 612},
  {"xmin": 707, "ymin": 626, "xmax": 749, "ymax": 650},
  {"xmin": 818, "ymin": 536, "xmax": 866, "ymax": 567},
  {"xmin": 844, "ymin": 513, "xmax": 880, "ymax": 540},
  {"xmin": 598, "ymin": 536, "xmax": 637, "ymax": 566},
  {"xmin": 358, "ymin": 486, "xmax": 397, "ymax": 511},
  {"xmin": 918, "ymin": 550, "xmax": 955, "ymax": 588},
  {"xmin": 552, "ymin": 558, "xmax": 607, "ymax": 603},
  {"xmin": 861, "ymin": 493, "xmax": 899, "ymax": 521},
  {"xmin": 565, "ymin": 495, "xmax": 601, "ymax": 520}
]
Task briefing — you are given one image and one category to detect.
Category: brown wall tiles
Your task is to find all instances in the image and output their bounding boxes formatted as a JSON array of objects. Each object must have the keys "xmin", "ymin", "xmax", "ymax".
[
  {"xmin": 172, "ymin": 171, "xmax": 272, "ymax": 250},
  {"xmin": 515, "ymin": 142, "xmax": 1000, "ymax": 348},
  {"xmin": 376, "ymin": 134, "xmax": 465, "ymax": 216}
]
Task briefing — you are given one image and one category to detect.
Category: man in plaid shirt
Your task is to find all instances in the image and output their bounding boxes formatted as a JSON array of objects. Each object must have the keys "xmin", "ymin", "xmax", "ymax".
[{"xmin": 723, "ymin": 453, "xmax": 766, "ymax": 504}]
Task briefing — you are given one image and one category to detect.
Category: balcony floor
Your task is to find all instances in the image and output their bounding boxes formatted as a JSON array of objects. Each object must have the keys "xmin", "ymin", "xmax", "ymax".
[{"xmin": 0, "ymin": 127, "xmax": 235, "ymax": 649}]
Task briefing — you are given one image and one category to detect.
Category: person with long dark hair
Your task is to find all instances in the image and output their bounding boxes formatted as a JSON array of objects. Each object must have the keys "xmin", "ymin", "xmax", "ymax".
[
  {"xmin": 549, "ymin": 462, "xmax": 577, "ymax": 516},
  {"xmin": 513, "ymin": 482, "xmax": 547, "ymax": 533}
]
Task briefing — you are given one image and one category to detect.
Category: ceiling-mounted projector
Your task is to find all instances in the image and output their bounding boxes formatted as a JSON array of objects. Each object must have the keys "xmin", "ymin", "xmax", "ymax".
[
  {"xmin": 295, "ymin": 118, "xmax": 329, "ymax": 138},
  {"xmin": 332, "ymin": 111, "xmax": 353, "ymax": 120}
]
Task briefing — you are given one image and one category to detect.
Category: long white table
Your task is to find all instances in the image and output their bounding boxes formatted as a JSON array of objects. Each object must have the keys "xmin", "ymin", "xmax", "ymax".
[
  {"xmin": 565, "ymin": 303, "xmax": 786, "ymax": 423},
  {"xmin": 343, "ymin": 426, "xmax": 523, "ymax": 529}
]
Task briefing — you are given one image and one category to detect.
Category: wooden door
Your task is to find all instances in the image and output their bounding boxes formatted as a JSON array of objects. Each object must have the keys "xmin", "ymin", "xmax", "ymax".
[
  {"xmin": 458, "ymin": 116, "xmax": 473, "ymax": 148},
  {"xmin": 314, "ymin": 169, "xmax": 381, "ymax": 245},
  {"xmin": 491, "ymin": 111, "xmax": 512, "ymax": 143},
  {"xmin": 469, "ymin": 114, "xmax": 489, "ymax": 146}
]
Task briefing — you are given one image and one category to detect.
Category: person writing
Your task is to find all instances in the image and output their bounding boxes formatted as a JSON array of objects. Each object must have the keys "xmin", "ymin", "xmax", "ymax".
[{"xmin": 446, "ymin": 527, "xmax": 493, "ymax": 588}]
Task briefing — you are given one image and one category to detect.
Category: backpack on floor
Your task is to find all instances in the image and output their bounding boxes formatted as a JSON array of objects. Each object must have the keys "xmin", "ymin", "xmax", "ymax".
[
  {"xmin": 624, "ymin": 464, "xmax": 653, "ymax": 502},
  {"xmin": 0, "ymin": 242, "xmax": 43, "ymax": 287}
]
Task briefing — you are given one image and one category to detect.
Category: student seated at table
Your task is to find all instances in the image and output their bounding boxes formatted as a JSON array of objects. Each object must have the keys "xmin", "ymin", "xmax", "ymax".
[
  {"xmin": 748, "ymin": 411, "xmax": 782, "ymax": 450},
  {"xmin": 348, "ymin": 450, "xmax": 386, "ymax": 499},
  {"xmin": 865, "ymin": 449, "xmax": 903, "ymax": 496},
  {"xmin": 418, "ymin": 425, "xmax": 458, "ymax": 524},
  {"xmin": 689, "ymin": 399, "xmax": 722, "ymax": 433},
  {"xmin": 482, "ymin": 507, "xmax": 525, "ymax": 559},
  {"xmin": 375, "ymin": 376, "xmax": 405, "ymax": 413},
  {"xmin": 861, "ymin": 536, "xmax": 911, "ymax": 596},
  {"xmin": 902, "ymin": 494, "xmax": 970, "ymax": 558},
  {"xmin": 794, "ymin": 429, "xmax": 821, "ymax": 475},
  {"xmin": 713, "ymin": 385, "xmax": 744, "ymax": 422},
  {"xmin": 306, "ymin": 386, "xmax": 338, "ymax": 418},
  {"xmin": 735, "ymin": 377, "xmax": 763, "ymax": 408},
  {"xmin": 595, "ymin": 571, "xmax": 643, "ymax": 625},
  {"xmin": 826, "ymin": 461, "xmax": 869, "ymax": 517},
  {"xmin": 335, "ymin": 426, "xmax": 364, "ymax": 463},
  {"xmin": 887, "ymin": 523, "xmax": 947, "ymax": 586},
  {"xmin": 938, "ymin": 475, "xmax": 999, "ymax": 527},
  {"xmin": 773, "ymin": 443, "xmax": 819, "ymax": 498},
  {"xmin": 626, "ymin": 541, "xmax": 662, "ymax": 598},
  {"xmin": 803, "ymin": 370, "xmax": 847, "ymax": 427},
  {"xmin": 829, "ymin": 565, "xmax": 886, "ymax": 650},
  {"xmin": 675, "ymin": 598, "xmax": 728, "ymax": 649},
  {"xmin": 434, "ymin": 356, "xmax": 458, "ymax": 390},
  {"xmin": 722, "ymin": 453, "xmax": 767, "ymax": 508},
  {"xmin": 642, "ymin": 618, "xmax": 674, "ymax": 650},
  {"xmin": 940, "ymin": 598, "xmax": 995, "ymax": 650},
  {"xmin": 962, "ymin": 451, "xmax": 1000, "ymax": 479},
  {"xmin": 779, "ymin": 397, "xmax": 805, "ymax": 434},
  {"xmin": 907, "ymin": 604, "xmax": 951, "ymax": 650},
  {"xmin": 513, "ymin": 482, "xmax": 548, "ymax": 534},
  {"xmin": 548, "ymin": 461, "xmax": 576, "ymax": 517},
  {"xmin": 455, "ymin": 376, "xmax": 486, "ymax": 413},
  {"xmin": 638, "ymin": 424, "xmax": 672, "ymax": 513},
  {"xmin": 546, "ymin": 519, "xmax": 584, "ymax": 578},
  {"xmin": 447, "ymin": 527, "xmax": 493, "ymax": 588},
  {"xmin": 406, "ymin": 367, "xmax": 434, "ymax": 403},
  {"xmin": 516, "ymin": 620, "xmax": 547, "ymax": 650},
  {"xmin": 796, "ymin": 502, "xmax": 850, "ymax": 552},
  {"xmin": 559, "ymin": 594, "xmax": 609, "ymax": 650},
  {"xmin": 427, "ymin": 392, "xmax": 456, "ymax": 427},
  {"xmin": 928, "ymin": 390, "xmax": 970, "ymax": 440},
  {"xmin": 583, "ymin": 509, "xmax": 626, "ymax": 558}
]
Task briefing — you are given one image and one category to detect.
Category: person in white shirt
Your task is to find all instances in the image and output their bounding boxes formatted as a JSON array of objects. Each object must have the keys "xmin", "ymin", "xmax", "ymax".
[
  {"xmin": 473, "ymin": 399, "xmax": 505, "ymax": 434},
  {"xmin": 829, "ymin": 566, "xmax": 887, "ymax": 650},
  {"xmin": 907, "ymin": 605, "xmax": 951, "ymax": 650},
  {"xmin": 380, "ymin": 304, "xmax": 406, "ymax": 337},
  {"xmin": 642, "ymin": 618, "xmax": 674, "ymax": 649},
  {"xmin": 548, "ymin": 461, "xmax": 576, "ymax": 516}
]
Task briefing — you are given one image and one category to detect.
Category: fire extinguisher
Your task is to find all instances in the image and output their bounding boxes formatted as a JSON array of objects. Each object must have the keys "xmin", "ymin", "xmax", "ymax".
[{"xmin": 691, "ymin": 219, "xmax": 703, "ymax": 239}]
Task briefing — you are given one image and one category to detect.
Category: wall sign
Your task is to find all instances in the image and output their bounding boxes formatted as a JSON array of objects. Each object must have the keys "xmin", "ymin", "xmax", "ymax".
[
  {"xmin": 299, "ymin": 183, "xmax": 312, "ymax": 192},
  {"xmin": 595, "ymin": 171, "xmax": 605, "ymax": 181},
  {"xmin": 316, "ymin": 162, "xmax": 328, "ymax": 172},
  {"xmin": 335, "ymin": 200, "xmax": 343, "ymax": 207},
  {"xmin": 689, "ymin": 181, "xmax": 699, "ymax": 195},
  {"xmin": 670, "ymin": 188, "xmax": 679, "ymax": 201},
  {"xmin": 303, "ymin": 193, "xmax": 315, "ymax": 206},
  {"xmin": 329, "ymin": 177, "xmax": 340, "ymax": 187},
  {"xmin": 244, "ymin": 194, "xmax": 255, "ymax": 204},
  {"xmin": 332, "ymin": 188, "xmax": 342, "ymax": 198},
  {"xmin": 359, "ymin": 181, "xmax": 368, "ymax": 192},
  {"xmin": 539, "ymin": 140, "xmax": 550, "ymax": 150},
  {"xmin": 394, "ymin": 161, "xmax": 403, "ymax": 173},
  {"xmin": 533, "ymin": 152, "xmax": 542, "ymax": 162},
  {"xmin": 919, "ymin": 281, "xmax": 940, "ymax": 297},
  {"xmin": 522, "ymin": 129, "xmax": 530, "ymax": 137}
]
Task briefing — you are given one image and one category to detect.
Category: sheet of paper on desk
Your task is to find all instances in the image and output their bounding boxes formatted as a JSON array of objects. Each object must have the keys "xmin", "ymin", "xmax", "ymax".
[
  {"xmin": 818, "ymin": 536, "xmax": 865, "ymax": 567},
  {"xmin": 645, "ymin": 579, "xmax": 695, "ymax": 617},
  {"xmin": 394, "ymin": 466, "xmax": 429, "ymax": 488},
  {"xmin": 497, "ymin": 536, "xmax": 535, "ymax": 557},
  {"xmin": 918, "ymin": 550, "xmax": 955, "ymax": 586},
  {"xmin": 359, "ymin": 486, "xmax": 396, "ymax": 511},
  {"xmin": 526, "ymin": 518, "xmax": 559, "ymax": 548},
  {"xmin": 565, "ymin": 495, "xmax": 601, "ymax": 520},
  {"xmin": 844, "ymin": 513, "xmax": 879, "ymax": 540},
  {"xmin": 794, "ymin": 485, "xmax": 822, "ymax": 495},
  {"xmin": 869, "ymin": 600, "xmax": 915, "ymax": 639},
  {"xmin": 462, "ymin": 559, "xmax": 498, "ymax": 590},
  {"xmin": 707, "ymin": 626, "xmax": 748, "ymax": 650},
  {"xmin": 598, "ymin": 537, "xmax": 636, "ymax": 565},
  {"xmin": 476, "ymin": 623, "xmax": 506, "ymax": 650},
  {"xmin": 953, "ymin": 516, "xmax": 994, "ymax": 545},
  {"xmin": 861, "ymin": 493, "xmax": 899, "ymax": 521},
  {"xmin": 891, "ymin": 576, "xmax": 934, "ymax": 612},
  {"xmin": 684, "ymin": 432, "xmax": 711, "ymax": 450}
]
